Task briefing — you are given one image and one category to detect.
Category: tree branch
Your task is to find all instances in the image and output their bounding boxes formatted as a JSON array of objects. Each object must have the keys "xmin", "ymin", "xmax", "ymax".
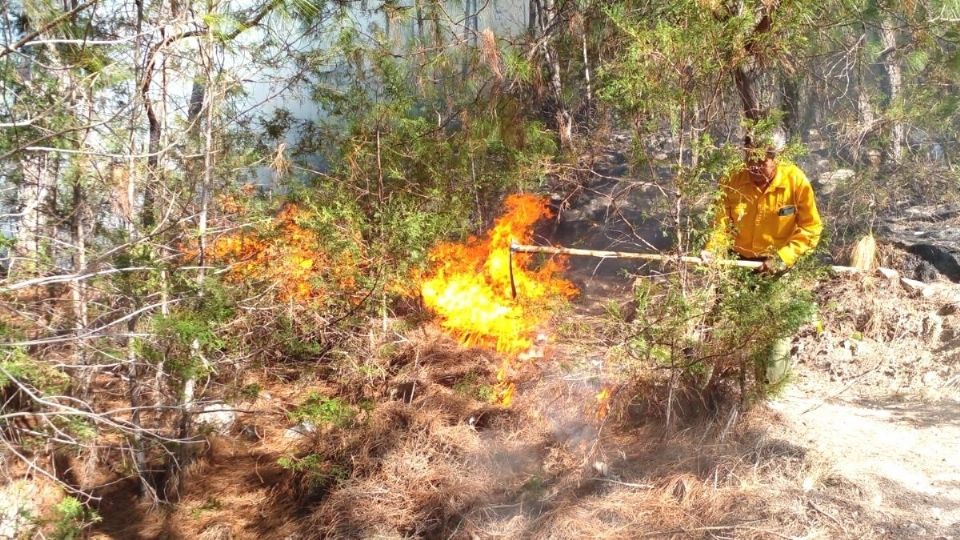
[{"xmin": 0, "ymin": 0, "xmax": 99, "ymax": 59}]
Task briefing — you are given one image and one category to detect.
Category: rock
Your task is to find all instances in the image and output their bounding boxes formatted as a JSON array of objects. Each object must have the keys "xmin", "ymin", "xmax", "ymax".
[
  {"xmin": 0, "ymin": 479, "xmax": 62, "ymax": 538},
  {"xmin": 0, "ymin": 481, "xmax": 38, "ymax": 539},
  {"xmin": 922, "ymin": 371, "xmax": 942, "ymax": 386},
  {"xmin": 283, "ymin": 421, "xmax": 316, "ymax": 440},
  {"xmin": 919, "ymin": 283, "xmax": 960, "ymax": 305},
  {"xmin": 924, "ymin": 314, "xmax": 944, "ymax": 344},
  {"xmin": 929, "ymin": 143, "xmax": 945, "ymax": 162},
  {"xmin": 195, "ymin": 402, "xmax": 237, "ymax": 435},
  {"xmin": 902, "ymin": 277, "xmax": 926, "ymax": 292},
  {"xmin": 880, "ymin": 204, "xmax": 960, "ymax": 282},
  {"xmin": 239, "ymin": 423, "xmax": 262, "ymax": 441},
  {"xmin": 878, "ymin": 267, "xmax": 900, "ymax": 280},
  {"xmin": 592, "ymin": 461, "xmax": 610, "ymax": 476},
  {"xmin": 815, "ymin": 169, "xmax": 854, "ymax": 196},
  {"xmin": 905, "ymin": 523, "xmax": 927, "ymax": 537}
]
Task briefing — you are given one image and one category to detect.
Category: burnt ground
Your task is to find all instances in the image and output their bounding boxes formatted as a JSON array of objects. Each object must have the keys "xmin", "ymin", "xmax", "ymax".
[{"xmin": 88, "ymin": 135, "xmax": 960, "ymax": 539}]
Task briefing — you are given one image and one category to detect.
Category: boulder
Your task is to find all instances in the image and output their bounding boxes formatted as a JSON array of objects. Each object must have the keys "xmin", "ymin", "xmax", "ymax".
[
  {"xmin": 880, "ymin": 204, "xmax": 960, "ymax": 282},
  {"xmin": 815, "ymin": 169, "xmax": 855, "ymax": 196},
  {"xmin": 283, "ymin": 421, "xmax": 316, "ymax": 441},
  {"xmin": 195, "ymin": 402, "xmax": 237, "ymax": 435}
]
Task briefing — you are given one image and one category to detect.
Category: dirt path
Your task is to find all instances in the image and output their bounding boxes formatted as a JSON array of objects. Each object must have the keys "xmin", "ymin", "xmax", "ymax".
[{"xmin": 770, "ymin": 387, "xmax": 960, "ymax": 537}]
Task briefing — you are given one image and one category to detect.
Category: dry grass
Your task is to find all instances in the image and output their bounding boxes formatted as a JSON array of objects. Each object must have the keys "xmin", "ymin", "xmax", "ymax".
[
  {"xmin": 849, "ymin": 233, "xmax": 877, "ymax": 271},
  {"xmin": 479, "ymin": 29, "xmax": 503, "ymax": 83},
  {"xmin": 295, "ymin": 327, "xmax": 882, "ymax": 539},
  {"xmin": 270, "ymin": 142, "xmax": 290, "ymax": 178},
  {"xmin": 88, "ymin": 274, "xmax": 956, "ymax": 539}
]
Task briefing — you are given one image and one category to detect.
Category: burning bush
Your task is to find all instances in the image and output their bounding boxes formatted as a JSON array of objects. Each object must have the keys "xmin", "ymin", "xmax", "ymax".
[
  {"xmin": 418, "ymin": 194, "xmax": 578, "ymax": 404},
  {"xmin": 206, "ymin": 203, "xmax": 363, "ymax": 306}
]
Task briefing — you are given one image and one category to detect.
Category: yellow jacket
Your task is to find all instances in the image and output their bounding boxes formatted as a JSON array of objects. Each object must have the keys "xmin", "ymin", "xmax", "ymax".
[{"xmin": 706, "ymin": 161, "xmax": 823, "ymax": 267}]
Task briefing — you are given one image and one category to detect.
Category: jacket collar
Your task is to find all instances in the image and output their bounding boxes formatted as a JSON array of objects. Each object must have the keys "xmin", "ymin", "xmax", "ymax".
[
  {"xmin": 767, "ymin": 162, "xmax": 788, "ymax": 192},
  {"xmin": 735, "ymin": 161, "xmax": 787, "ymax": 193}
]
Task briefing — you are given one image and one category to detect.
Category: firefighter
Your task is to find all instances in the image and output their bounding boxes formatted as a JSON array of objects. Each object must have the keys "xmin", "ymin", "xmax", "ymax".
[
  {"xmin": 702, "ymin": 130, "xmax": 823, "ymax": 272},
  {"xmin": 701, "ymin": 130, "xmax": 823, "ymax": 386}
]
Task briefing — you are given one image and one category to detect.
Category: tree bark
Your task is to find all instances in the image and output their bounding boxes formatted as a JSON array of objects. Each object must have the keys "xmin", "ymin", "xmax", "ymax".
[
  {"xmin": 535, "ymin": 0, "xmax": 573, "ymax": 148},
  {"xmin": 855, "ymin": 31, "xmax": 874, "ymax": 162},
  {"xmin": 731, "ymin": 1, "xmax": 777, "ymax": 124},
  {"xmin": 734, "ymin": 66, "xmax": 763, "ymax": 123},
  {"xmin": 880, "ymin": 17, "xmax": 903, "ymax": 163},
  {"xmin": 171, "ymin": 28, "xmax": 216, "ymax": 500},
  {"xmin": 13, "ymin": 155, "xmax": 53, "ymax": 277},
  {"xmin": 528, "ymin": 0, "xmax": 538, "ymax": 37},
  {"xmin": 70, "ymin": 177, "xmax": 90, "ymax": 390},
  {"xmin": 781, "ymin": 75, "xmax": 801, "ymax": 137}
]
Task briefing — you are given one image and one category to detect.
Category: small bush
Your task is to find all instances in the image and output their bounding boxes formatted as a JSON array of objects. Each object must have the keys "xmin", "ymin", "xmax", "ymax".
[
  {"xmin": 277, "ymin": 453, "xmax": 349, "ymax": 488},
  {"xmin": 289, "ymin": 391, "xmax": 355, "ymax": 427},
  {"xmin": 613, "ymin": 264, "xmax": 817, "ymax": 409},
  {"xmin": 52, "ymin": 496, "xmax": 100, "ymax": 540}
]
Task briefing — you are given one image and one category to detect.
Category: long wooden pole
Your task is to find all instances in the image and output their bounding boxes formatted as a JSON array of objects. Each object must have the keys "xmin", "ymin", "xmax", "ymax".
[
  {"xmin": 509, "ymin": 241, "xmax": 863, "ymax": 273},
  {"xmin": 510, "ymin": 242, "xmax": 760, "ymax": 268}
]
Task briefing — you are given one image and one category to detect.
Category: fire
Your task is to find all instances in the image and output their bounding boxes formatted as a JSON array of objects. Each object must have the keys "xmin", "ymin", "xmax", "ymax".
[
  {"xmin": 595, "ymin": 387, "xmax": 611, "ymax": 420},
  {"xmin": 203, "ymin": 203, "xmax": 360, "ymax": 304},
  {"xmin": 419, "ymin": 194, "xmax": 578, "ymax": 405}
]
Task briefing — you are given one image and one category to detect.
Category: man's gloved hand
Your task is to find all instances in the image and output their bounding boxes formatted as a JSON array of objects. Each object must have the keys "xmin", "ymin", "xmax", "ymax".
[
  {"xmin": 757, "ymin": 257, "xmax": 786, "ymax": 275},
  {"xmin": 699, "ymin": 249, "xmax": 715, "ymax": 265}
]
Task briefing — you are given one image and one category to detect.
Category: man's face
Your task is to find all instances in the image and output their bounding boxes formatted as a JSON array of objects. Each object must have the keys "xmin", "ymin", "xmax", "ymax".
[{"xmin": 745, "ymin": 146, "xmax": 777, "ymax": 183}]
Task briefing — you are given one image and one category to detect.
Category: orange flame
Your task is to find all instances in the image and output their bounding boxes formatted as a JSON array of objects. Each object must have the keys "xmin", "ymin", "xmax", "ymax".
[
  {"xmin": 595, "ymin": 387, "xmax": 611, "ymax": 420},
  {"xmin": 202, "ymin": 203, "xmax": 360, "ymax": 305},
  {"xmin": 419, "ymin": 194, "xmax": 578, "ymax": 405}
]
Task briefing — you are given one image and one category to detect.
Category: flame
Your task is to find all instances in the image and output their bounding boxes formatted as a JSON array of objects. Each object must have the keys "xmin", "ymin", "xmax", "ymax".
[
  {"xmin": 595, "ymin": 387, "xmax": 611, "ymax": 420},
  {"xmin": 419, "ymin": 194, "xmax": 578, "ymax": 405}
]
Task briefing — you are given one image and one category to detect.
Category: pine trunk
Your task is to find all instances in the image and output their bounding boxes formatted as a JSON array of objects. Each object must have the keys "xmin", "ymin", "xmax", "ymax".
[{"xmin": 880, "ymin": 18, "xmax": 903, "ymax": 163}]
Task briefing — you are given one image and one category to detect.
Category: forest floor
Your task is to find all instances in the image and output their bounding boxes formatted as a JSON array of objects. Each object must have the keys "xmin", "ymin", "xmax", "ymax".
[
  {"xmin": 90, "ymin": 141, "xmax": 960, "ymax": 539},
  {"xmin": 92, "ymin": 272, "xmax": 960, "ymax": 539}
]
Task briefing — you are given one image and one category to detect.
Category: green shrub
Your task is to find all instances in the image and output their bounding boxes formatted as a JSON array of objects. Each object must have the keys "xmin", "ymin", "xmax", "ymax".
[
  {"xmin": 277, "ymin": 453, "xmax": 349, "ymax": 487},
  {"xmin": 288, "ymin": 391, "xmax": 355, "ymax": 427},
  {"xmin": 52, "ymin": 496, "xmax": 100, "ymax": 540},
  {"xmin": 0, "ymin": 349, "xmax": 69, "ymax": 394},
  {"xmin": 614, "ymin": 265, "xmax": 816, "ymax": 406}
]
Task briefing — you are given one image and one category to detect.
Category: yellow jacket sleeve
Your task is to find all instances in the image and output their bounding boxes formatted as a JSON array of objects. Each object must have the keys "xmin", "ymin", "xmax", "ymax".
[
  {"xmin": 704, "ymin": 185, "xmax": 732, "ymax": 254},
  {"xmin": 776, "ymin": 173, "xmax": 823, "ymax": 267}
]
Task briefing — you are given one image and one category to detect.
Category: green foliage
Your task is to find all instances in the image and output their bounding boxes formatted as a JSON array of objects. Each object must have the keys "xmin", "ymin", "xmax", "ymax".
[
  {"xmin": 0, "ymin": 349, "xmax": 69, "ymax": 394},
  {"xmin": 289, "ymin": 391, "xmax": 355, "ymax": 427},
  {"xmin": 452, "ymin": 372, "xmax": 496, "ymax": 402},
  {"xmin": 189, "ymin": 497, "xmax": 223, "ymax": 519},
  {"xmin": 613, "ymin": 263, "xmax": 816, "ymax": 402},
  {"xmin": 53, "ymin": 416, "xmax": 98, "ymax": 443},
  {"xmin": 239, "ymin": 383, "xmax": 262, "ymax": 401},
  {"xmin": 285, "ymin": 16, "xmax": 557, "ymax": 295},
  {"xmin": 277, "ymin": 453, "xmax": 349, "ymax": 487},
  {"xmin": 599, "ymin": 1, "xmax": 811, "ymax": 116},
  {"xmin": 713, "ymin": 270, "xmax": 815, "ymax": 353},
  {"xmin": 140, "ymin": 280, "xmax": 236, "ymax": 381},
  {"xmin": 268, "ymin": 314, "xmax": 330, "ymax": 360},
  {"xmin": 52, "ymin": 496, "xmax": 100, "ymax": 540}
]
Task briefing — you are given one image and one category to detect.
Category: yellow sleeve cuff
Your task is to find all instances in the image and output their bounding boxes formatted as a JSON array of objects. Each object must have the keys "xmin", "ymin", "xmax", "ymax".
[{"xmin": 777, "ymin": 246, "xmax": 799, "ymax": 268}]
